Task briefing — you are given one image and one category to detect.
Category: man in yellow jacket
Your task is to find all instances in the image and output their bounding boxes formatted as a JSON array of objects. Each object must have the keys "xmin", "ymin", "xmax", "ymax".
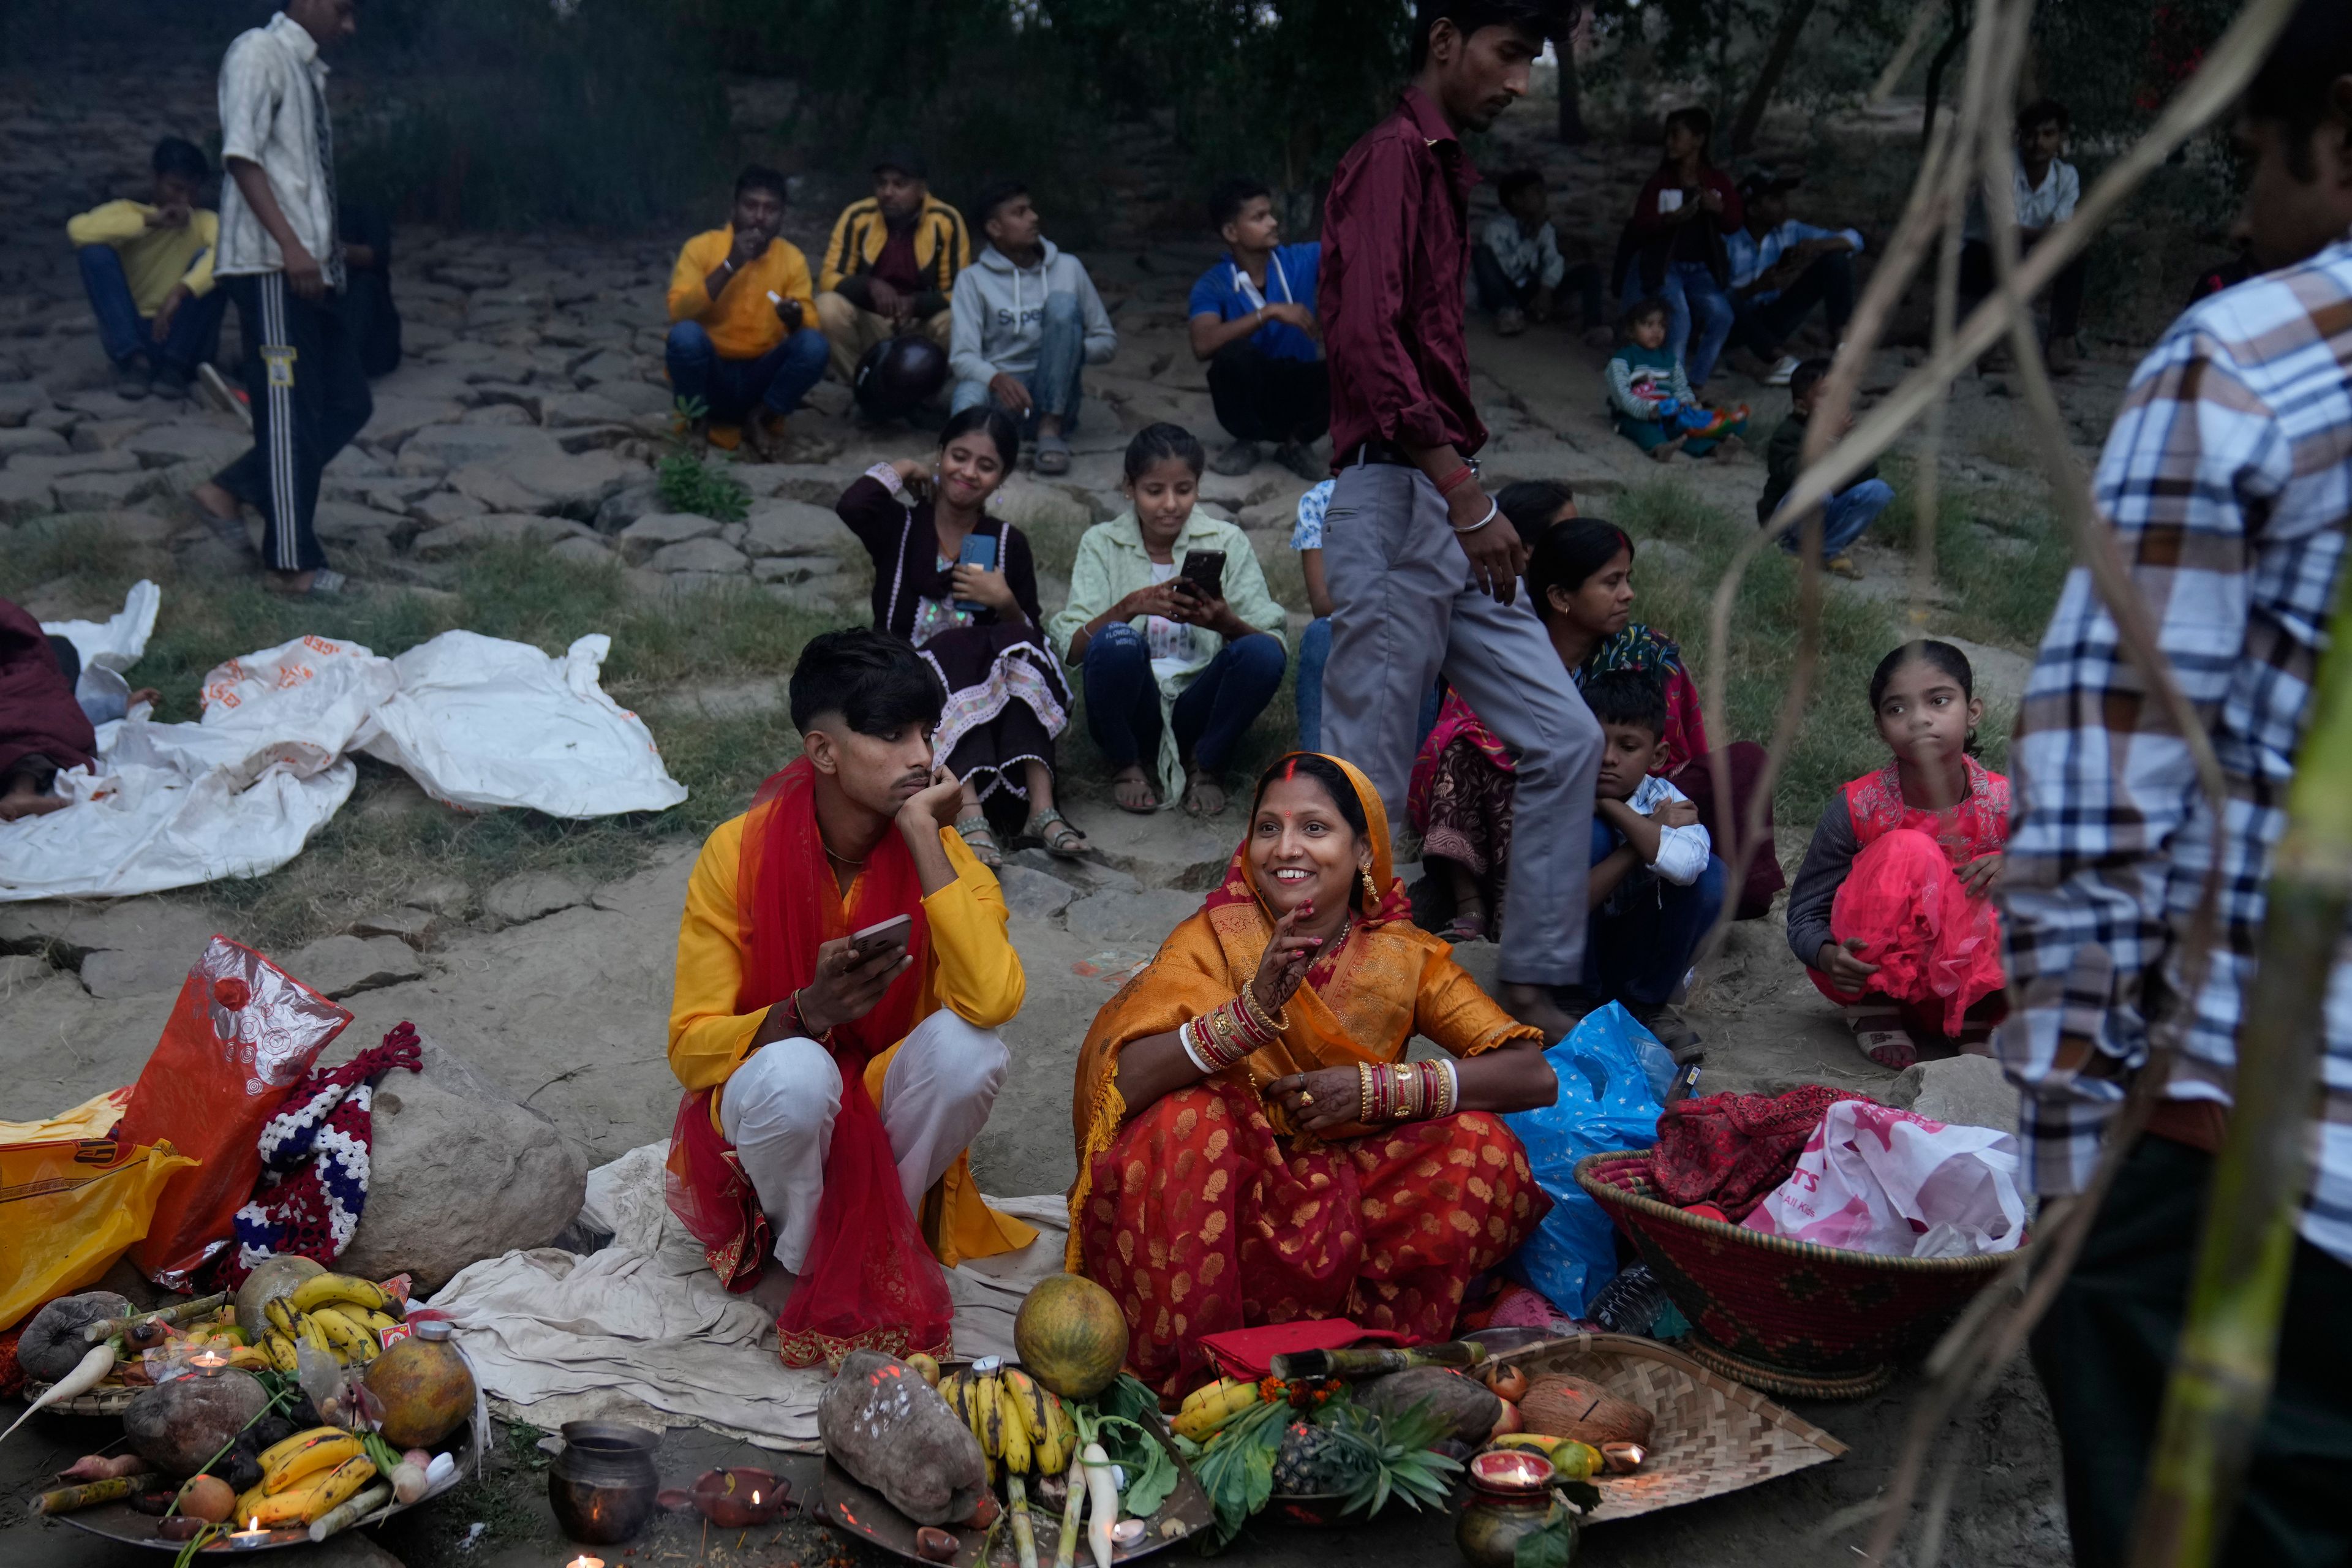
[
  {"xmin": 666, "ymin": 630, "xmax": 1033, "ymax": 1321},
  {"xmin": 665, "ymin": 165, "xmax": 830, "ymax": 458},
  {"xmin": 813, "ymin": 148, "xmax": 970, "ymax": 391},
  {"xmin": 68, "ymin": 137, "xmax": 227, "ymax": 402}
]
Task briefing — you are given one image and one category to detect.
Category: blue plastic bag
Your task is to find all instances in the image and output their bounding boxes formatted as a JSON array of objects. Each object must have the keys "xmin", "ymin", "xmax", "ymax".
[{"xmin": 1500, "ymin": 1003, "xmax": 1671, "ymax": 1316}]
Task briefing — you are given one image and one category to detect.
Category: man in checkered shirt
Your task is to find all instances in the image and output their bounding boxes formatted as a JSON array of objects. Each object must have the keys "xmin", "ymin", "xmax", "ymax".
[{"xmin": 1997, "ymin": 6, "xmax": 2352, "ymax": 1562}]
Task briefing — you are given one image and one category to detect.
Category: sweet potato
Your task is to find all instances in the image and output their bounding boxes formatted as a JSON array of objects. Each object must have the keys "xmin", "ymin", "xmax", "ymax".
[
  {"xmin": 1518, "ymin": 1374, "xmax": 1655, "ymax": 1449},
  {"xmin": 1354, "ymin": 1365, "xmax": 1502, "ymax": 1444},
  {"xmin": 818, "ymin": 1350, "xmax": 989, "ymax": 1526}
]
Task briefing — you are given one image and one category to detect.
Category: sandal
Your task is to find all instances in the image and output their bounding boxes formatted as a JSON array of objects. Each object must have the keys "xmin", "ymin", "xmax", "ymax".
[
  {"xmin": 1439, "ymin": 900, "xmax": 1489, "ymax": 943},
  {"xmin": 1025, "ymin": 807, "xmax": 1089, "ymax": 859},
  {"xmin": 1182, "ymin": 767, "xmax": 1227, "ymax": 818},
  {"xmin": 1112, "ymin": 766, "xmax": 1159, "ymax": 815},
  {"xmin": 1033, "ymin": 431, "xmax": 1072, "ymax": 476},
  {"xmin": 1845, "ymin": 1005, "xmax": 1918, "ymax": 1071},
  {"xmin": 953, "ymin": 814, "xmax": 1002, "ymax": 869},
  {"xmin": 265, "ymin": 567, "xmax": 350, "ymax": 598}
]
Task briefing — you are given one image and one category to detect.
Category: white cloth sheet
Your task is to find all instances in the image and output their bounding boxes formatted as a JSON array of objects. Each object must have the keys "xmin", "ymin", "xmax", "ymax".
[
  {"xmin": 1, "ymin": 590, "xmax": 686, "ymax": 902},
  {"xmin": 423, "ymin": 1141, "xmax": 1071, "ymax": 1451}
]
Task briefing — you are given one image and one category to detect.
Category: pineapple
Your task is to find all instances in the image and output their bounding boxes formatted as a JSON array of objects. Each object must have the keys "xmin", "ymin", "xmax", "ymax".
[{"xmin": 1272, "ymin": 1420, "xmax": 1365, "ymax": 1497}]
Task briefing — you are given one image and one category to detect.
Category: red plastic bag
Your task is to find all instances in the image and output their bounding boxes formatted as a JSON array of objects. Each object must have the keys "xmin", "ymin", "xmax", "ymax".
[{"xmin": 118, "ymin": 937, "xmax": 352, "ymax": 1287}]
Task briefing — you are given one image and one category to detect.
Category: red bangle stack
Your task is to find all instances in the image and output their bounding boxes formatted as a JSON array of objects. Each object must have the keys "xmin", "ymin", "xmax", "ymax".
[
  {"xmin": 1354, "ymin": 1060, "xmax": 1457, "ymax": 1122},
  {"xmin": 1193, "ymin": 985, "xmax": 1288, "ymax": 1072}
]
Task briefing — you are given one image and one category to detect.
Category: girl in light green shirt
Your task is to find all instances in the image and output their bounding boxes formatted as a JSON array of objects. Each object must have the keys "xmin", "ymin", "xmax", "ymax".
[{"xmin": 1046, "ymin": 425, "xmax": 1288, "ymax": 815}]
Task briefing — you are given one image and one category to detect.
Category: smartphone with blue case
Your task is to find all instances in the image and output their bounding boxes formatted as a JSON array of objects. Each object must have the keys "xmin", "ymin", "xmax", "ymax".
[{"xmin": 953, "ymin": 533, "xmax": 998, "ymax": 614}]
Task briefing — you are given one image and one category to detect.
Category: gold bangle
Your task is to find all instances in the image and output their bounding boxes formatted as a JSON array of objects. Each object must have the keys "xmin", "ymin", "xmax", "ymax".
[
  {"xmin": 1242, "ymin": 982, "xmax": 1289, "ymax": 1038},
  {"xmin": 1357, "ymin": 1061, "xmax": 1373, "ymax": 1125}
]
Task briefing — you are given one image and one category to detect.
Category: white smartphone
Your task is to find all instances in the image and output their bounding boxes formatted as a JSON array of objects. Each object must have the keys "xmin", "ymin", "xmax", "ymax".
[{"xmin": 849, "ymin": 914, "xmax": 914, "ymax": 962}]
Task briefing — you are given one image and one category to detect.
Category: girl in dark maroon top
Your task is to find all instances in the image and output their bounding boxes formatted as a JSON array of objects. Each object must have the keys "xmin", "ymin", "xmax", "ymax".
[
  {"xmin": 834, "ymin": 405, "xmax": 1086, "ymax": 864},
  {"xmin": 1623, "ymin": 105, "xmax": 1746, "ymax": 388}
]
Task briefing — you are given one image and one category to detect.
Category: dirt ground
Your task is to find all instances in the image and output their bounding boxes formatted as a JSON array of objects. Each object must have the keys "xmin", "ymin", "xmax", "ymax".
[{"xmin": 0, "ymin": 47, "xmax": 2136, "ymax": 1568}]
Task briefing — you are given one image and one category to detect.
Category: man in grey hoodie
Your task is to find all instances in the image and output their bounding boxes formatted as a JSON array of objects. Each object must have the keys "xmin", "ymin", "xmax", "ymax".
[{"xmin": 949, "ymin": 181, "xmax": 1117, "ymax": 475}]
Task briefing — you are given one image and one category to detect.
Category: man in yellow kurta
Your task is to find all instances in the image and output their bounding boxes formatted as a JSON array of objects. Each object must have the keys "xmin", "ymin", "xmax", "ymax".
[
  {"xmin": 68, "ymin": 136, "xmax": 226, "ymax": 402},
  {"xmin": 668, "ymin": 630, "xmax": 1035, "ymax": 1332},
  {"xmin": 664, "ymin": 165, "xmax": 830, "ymax": 459}
]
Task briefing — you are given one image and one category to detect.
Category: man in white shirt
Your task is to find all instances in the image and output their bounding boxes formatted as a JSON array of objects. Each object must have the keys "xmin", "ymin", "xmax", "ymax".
[
  {"xmin": 1724, "ymin": 170, "xmax": 1865, "ymax": 386},
  {"xmin": 1577, "ymin": 669, "xmax": 1724, "ymax": 1059},
  {"xmin": 1961, "ymin": 97, "xmax": 2087, "ymax": 372},
  {"xmin": 191, "ymin": 0, "xmax": 371, "ymax": 597}
]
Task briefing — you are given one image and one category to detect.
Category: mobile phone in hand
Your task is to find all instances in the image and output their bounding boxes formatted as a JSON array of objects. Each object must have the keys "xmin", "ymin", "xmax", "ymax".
[
  {"xmin": 1177, "ymin": 549, "xmax": 1226, "ymax": 601},
  {"xmin": 849, "ymin": 914, "xmax": 913, "ymax": 962},
  {"xmin": 954, "ymin": 534, "xmax": 998, "ymax": 614}
]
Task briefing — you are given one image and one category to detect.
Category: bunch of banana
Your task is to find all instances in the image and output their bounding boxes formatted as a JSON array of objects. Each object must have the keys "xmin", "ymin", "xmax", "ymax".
[
  {"xmin": 938, "ymin": 1364, "xmax": 1076, "ymax": 1482},
  {"xmin": 259, "ymin": 1276, "xmax": 403, "ymax": 1372},
  {"xmin": 1172, "ymin": 1376, "xmax": 1262, "ymax": 1442},
  {"xmin": 232, "ymin": 1428, "xmax": 378, "ymax": 1528}
]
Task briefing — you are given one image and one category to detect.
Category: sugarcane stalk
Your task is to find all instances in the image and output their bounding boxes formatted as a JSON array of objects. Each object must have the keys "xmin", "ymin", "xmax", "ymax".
[
  {"xmin": 83, "ymin": 1293, "xmax": 231, "ymax": 1344},
  {"xmin": 1268, "ymin": 1341, "xmax": 1482, "ymax": 1382},
  {"xmin": 34, "ymin": 1473, "xmax": 160, "ymax": 1514},
  {"xmin": 2124, "ymin": 587, "xmax": 2352, "ymax": 1568}
]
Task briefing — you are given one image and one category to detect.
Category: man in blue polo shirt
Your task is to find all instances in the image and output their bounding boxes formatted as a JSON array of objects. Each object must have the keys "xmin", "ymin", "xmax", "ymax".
[{"xmin": 1187, "ymin": 177, "xmax": 1325, "ymax": 480}]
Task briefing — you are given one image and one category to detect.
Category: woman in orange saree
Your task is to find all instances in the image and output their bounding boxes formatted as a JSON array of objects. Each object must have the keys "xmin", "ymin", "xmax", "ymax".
[{"xmin": 1068, "ymin": 752, "xmax": 1559, "ymax": 1395}]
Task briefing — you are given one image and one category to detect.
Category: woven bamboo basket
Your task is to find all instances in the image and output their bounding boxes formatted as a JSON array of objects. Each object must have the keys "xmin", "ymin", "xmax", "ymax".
[
  {"xmin": 1574, "ymin": 1150, "xmax": 2021, "ymax": 1399},
  {"xmin": 20, "ymin": 1379, "xmax": 141, "ymax": 1416},
  {"xmin": 1488, "ymin": 1332, "xmax": 1847, "ymax": 1520}
]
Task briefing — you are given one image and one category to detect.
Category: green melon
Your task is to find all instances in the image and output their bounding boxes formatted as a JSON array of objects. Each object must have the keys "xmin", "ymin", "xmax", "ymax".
[{"xmin": 1012, "ymin": 1273, "xmax": 1129, "ymax": 1400}]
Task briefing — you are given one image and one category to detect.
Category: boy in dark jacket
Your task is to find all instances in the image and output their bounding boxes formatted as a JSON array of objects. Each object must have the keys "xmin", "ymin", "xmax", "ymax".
[{"xmin": 1757, "ymin": 358, "xmax": 1893, "ymax": 578}]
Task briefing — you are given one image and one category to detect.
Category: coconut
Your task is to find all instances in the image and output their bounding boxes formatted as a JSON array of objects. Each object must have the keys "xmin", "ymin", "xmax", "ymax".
[
  {"xmin": 123, "ymin": 1371, "xmax": 271, "ymax": 1477},
  {"xmin": 1012, "ymin": 1273, "xmax": 1129, "ymax": 1400},
  {"xmin": 18, "ymin": 1291, "xmax": 130, "ymax": 1383},
  {"xmin": 234, "ymin": 1255, "xmax": 326, "ymax": 1341},
  {"xmin": 1517, "ymin": 1374, "xmax": 1655, "ymax": 1449}
]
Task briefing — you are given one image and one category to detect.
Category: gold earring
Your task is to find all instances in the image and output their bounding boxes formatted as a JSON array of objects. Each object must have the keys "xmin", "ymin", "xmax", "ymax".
[{"xmin": 1360, "ymin": 867, "xmax": 1379, "ymax": 905}]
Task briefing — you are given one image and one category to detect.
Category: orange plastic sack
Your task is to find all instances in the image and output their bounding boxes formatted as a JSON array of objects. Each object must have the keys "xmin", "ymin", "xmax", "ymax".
[
  {"xmin": 118, "ymin": 937, "xmax": 352, "ymax": 1288},
  {"xmin": 0, "ymin": 1134, "xmax": 196, "ymax": 1331}
]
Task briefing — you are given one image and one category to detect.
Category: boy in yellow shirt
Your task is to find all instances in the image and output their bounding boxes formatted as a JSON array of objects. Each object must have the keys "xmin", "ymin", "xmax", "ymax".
[
  {"xmin": 67, "ymin": 138, "xmax": 226, "ymax": 402},
  {"xmin": 665, "ymin": 165, "xmax": 830, "ymax": 459}
]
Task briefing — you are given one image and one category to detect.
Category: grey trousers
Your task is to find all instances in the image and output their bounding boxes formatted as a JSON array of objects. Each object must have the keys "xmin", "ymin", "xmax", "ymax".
[{"xmin": 1320, "ymin": 461, "xmax": 1600, "ymax": 986}]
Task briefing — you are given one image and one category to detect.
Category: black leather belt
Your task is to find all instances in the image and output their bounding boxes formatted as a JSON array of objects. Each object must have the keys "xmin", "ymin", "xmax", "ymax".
[{"xmin": 1345, "ymin": 439, "xmax": 1417, "ymax": 468}]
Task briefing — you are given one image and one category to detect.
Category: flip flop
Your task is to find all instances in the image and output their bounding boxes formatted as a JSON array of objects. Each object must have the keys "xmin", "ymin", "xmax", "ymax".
[
  {"xmin": 1033, "ymin": 432, "xmax": 1072, "ymax": 476},
  {"xmin": 265, "ymin": 567, "xmax": 350, "ymax": 598},
  {"xmin": 1112, "ymin": 769, "xmax": 1158, "ymax": 815},
  {"xmin": 1024, "ymin": 808, "xmax": 1089, "ymax": 859},
  {"xmin": 953, "ymin": 814, "xmax": 1002, "ymax": 868},
  {"xmin": 1438, "ymin": 910, "xmax": 1488, "ymax": 943}
]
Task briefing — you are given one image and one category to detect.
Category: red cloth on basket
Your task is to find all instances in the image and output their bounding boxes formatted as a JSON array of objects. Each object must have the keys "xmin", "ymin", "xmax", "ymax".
[
  {"xmin": 662, "ymin": 756, "xmax": 954, "ymax": 1368},
  {"xmin": 1648, "ymin": 1086, "xmax": 1871, "ymax": 1221}
]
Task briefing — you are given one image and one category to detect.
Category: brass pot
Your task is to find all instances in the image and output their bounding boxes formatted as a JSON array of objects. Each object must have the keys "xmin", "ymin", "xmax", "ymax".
[
  {"xmin": 548, "ymin": 1421, "xmax": 661, "ymax": 1546},
  {"xmin": 1455, "ymin": 1450, "xmax": 1574, "ymax": 1568}
]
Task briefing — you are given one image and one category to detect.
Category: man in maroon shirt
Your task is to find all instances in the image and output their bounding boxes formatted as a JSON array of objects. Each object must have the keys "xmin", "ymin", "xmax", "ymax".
[{"xmin": 1319, "ymin": 0, "xmax": 1597, "ymax": 1042}]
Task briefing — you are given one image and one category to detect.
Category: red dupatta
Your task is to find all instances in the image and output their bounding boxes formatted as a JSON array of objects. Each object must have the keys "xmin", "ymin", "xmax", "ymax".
[{"xmin": 663, "ymin": 757, "xmax": 956, "ymax": 1367}]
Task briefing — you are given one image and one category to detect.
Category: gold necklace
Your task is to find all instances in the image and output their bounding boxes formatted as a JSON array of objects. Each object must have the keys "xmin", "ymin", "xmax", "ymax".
[{"xmin": 821, "ymin": 839, "xmax": 867, "ymax": 870}]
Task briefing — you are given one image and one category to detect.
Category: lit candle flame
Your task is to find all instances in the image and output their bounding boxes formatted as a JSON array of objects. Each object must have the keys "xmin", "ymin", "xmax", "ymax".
[{"xmin": 750, "ymin": 1490, "xmax": 761, "ymax": 1506}]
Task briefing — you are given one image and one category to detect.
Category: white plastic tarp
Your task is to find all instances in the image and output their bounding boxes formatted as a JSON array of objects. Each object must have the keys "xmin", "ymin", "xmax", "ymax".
[
  {"xmin": 1, "ymin": 591, "xmax": 687, "ymax": 902},
  {"xmin": 41, "ymin": 578, "xmax": 160, "ymax": 671},
  {"xmin": 356, "ymin": 632, "xmax": 687, "ymax": 817}
]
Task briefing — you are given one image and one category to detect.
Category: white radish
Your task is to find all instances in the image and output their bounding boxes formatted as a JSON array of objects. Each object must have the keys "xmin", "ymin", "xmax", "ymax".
[
  {"xmin": 2, "ymin": 1343, "xmax": 115, "ymax": 1444},
  {"xmin": 1080, "ymin": 1442, "xmax": 1118, "ymax": 1568},
  {"xmin": 390, "ymin": 1461, "xmax": 430, "ymax": 1504}
]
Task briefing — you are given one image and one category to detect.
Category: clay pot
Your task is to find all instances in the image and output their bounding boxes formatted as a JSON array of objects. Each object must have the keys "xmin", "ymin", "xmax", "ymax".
[
  {"xmin": 546, "ymin": 1422, "xmax": 660, "ymax": 1546},
  {"xmin": 1455, "ymin": 1450, "xmax": 1571, "ymax": 1568},
  {"xmin": 690, "ymin": 1468, "xmax": 785, "ymax": 1528}
]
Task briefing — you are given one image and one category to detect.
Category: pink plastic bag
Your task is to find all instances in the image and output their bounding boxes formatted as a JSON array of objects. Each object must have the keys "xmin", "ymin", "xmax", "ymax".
[
  {"xmin": 1741, "ymin": 1099, "xmax": 2024, "ymax": 1259},
  {"xmin": 118, "ymin": 937, "xmax": 352, "ymax": 1287}
]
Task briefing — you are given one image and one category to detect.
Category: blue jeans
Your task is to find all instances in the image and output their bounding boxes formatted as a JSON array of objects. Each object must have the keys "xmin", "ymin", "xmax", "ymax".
[
  {"xmin": 1776, "ymin": 477, "xmax": 1894, "ymax": 557},
  {"xmin": 1625, "ymin": 258, "xmax": 1735, "ymax": 388},
  {"xmin": 1584, "ymin": 816, "xmax": 1727, "ymax": 1006},
  {"xmin": 78, "ymin": 245, "xmax": 226, "ymax": 375},
  {"xmin": 951, "ymin": 292, "xmax": 1086, "ymax": 432},
  {"xmin": 665, "ymin": 321, "xmax": 829, "ymax": 424},
  {"xmin": 1084, "ymin": 623, "xmax": 1286, "ymax": 776}
]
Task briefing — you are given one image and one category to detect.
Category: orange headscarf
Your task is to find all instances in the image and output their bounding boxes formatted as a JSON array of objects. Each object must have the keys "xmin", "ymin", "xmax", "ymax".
[{"xmin": 1065, "ymin": 753, "xmax": 1535, "ymax": 1267}]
